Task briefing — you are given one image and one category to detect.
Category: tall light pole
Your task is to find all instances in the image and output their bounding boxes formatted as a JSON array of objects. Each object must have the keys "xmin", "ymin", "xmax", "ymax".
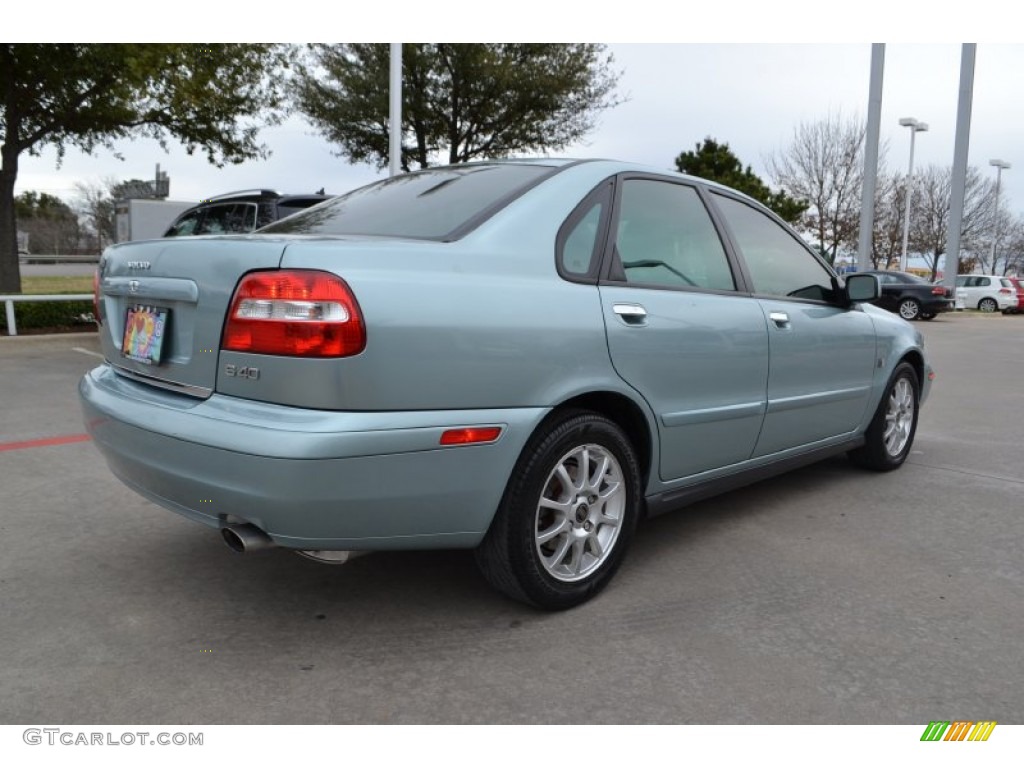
[
  {"xmin": 389, "ymin": 43, "xmax": 402, "ymax": 177},
  {"xmin": 857, "ymin": 44, "xmax": 885, "ymax": 273},
  {"xmin": 898, "ymin": 117, "xmax": 928, "ymax": 272},
  {"xmin": 989, "ymin": 159, "xmax": 1011, "ymax": 271}
]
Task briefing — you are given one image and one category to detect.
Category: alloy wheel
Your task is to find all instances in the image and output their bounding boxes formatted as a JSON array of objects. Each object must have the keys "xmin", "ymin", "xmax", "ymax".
[
  {"xmin": 534, "ymin": 443, "xmax": 625, "ymax": 583},
  {"xmin": 884, "ymin": 377, "xmax": 915, "ymax": 457}
]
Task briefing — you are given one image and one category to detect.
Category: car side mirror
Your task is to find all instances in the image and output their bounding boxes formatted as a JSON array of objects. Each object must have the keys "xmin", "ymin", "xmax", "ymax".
[{"xmin": 845, "ymin": 274, "xmax": 879, "ymax": 304}]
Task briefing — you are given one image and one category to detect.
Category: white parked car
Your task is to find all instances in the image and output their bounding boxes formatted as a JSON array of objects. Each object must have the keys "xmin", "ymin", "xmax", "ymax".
[{"xmin": 954, "ymin": 275, "xmax": 1017, "ymax": 313}]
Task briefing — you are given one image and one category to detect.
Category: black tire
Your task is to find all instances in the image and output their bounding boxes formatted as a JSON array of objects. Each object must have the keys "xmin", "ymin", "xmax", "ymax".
[
  {"xmin": 898, "ymin": 298, "xmax": 921, "ymax": 321},
  {"xmin": 978, "ymin": 298, "xmax": 998, "ymax": 313},
  {"xmin": 474, "ymin": 410, "xmax": 642, "ymax": 610},
  {"xmin": 848, "ymin": 361, "xmax": 920, "ymax": 471},
  {"xmin": 920, "ymin": 313, "xmax": 935, "ymax": 321}
]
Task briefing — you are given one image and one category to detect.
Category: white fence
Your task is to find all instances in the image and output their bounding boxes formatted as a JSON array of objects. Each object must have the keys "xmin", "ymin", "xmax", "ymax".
[{"xmin": 1, "ymin": 294, "xmax": 93, "ymax": 337}]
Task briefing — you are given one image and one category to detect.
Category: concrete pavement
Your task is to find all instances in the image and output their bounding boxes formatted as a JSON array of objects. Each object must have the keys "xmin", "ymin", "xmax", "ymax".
[{"xmin": 1, "ymin": 315, "xmax": 1021, "ymax": 724}]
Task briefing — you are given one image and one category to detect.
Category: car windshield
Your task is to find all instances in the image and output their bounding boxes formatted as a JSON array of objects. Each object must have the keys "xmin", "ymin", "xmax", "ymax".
[{"xmin": 259, "ymin": 164, "xmax": 557, "ymax": 240}]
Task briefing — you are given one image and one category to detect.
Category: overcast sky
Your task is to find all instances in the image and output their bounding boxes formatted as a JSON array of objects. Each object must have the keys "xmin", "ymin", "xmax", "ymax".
[{"xmin": 10, "ymin": 29, "xmax": 1024, "ymax": 215}]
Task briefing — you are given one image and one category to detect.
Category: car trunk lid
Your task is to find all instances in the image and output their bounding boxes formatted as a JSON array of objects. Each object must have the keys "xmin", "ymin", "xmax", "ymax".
[{"xmin": 96, "ymin": 236, "xmax": 288, "ymax": 398}]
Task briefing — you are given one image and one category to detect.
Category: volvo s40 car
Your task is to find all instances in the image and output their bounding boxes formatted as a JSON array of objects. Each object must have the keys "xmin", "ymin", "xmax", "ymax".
[{"xmin": 80, "ymin": 159, "xmax": 932, "ymax": 610}]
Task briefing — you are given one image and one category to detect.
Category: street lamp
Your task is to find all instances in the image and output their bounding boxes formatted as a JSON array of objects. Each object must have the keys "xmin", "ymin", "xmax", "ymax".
[
  {"xmin": 899, "ymin": 117, "xmax": 928, "ymax": 272},
  {"xmin": 989, "ymin": 159, "xmax": 1011, "ymax": 271}
]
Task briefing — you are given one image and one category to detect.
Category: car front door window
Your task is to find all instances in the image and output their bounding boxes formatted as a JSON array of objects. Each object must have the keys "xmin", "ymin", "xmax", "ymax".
[
  {"xmin": 711, "ymin": 193, "xmax": 836, "ymax": 302},
  {"xmin": 710, "ymin": 191, "xmax": 876, "ymax": 454}
]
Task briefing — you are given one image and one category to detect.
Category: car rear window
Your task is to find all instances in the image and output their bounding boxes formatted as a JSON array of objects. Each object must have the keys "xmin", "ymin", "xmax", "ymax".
[{"xmin": 259, "ymin": 164, "xmax": 557, "ymax": 240}]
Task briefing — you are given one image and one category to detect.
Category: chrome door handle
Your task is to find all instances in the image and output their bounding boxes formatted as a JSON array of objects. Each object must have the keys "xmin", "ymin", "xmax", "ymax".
[
  {"xmin": 612, "ymin": 303, "xmax": 648, "ymax": 325},
  {"xmin": 769, "ymin": 311, "xmax": 790, "ymax": 328}
]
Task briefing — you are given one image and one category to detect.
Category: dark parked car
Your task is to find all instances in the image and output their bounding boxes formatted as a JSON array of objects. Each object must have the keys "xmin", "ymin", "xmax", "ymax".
[
  {"xmin": 162, "ymin": 189, "xmax": 332, "ymax": 237},
  {"xmin": 82, "ymin": 159, "xmax": 932, "ymax": 610},
  {"xmin": 858, "ymin": 270, "xmax": 955, "ymax": 321}
]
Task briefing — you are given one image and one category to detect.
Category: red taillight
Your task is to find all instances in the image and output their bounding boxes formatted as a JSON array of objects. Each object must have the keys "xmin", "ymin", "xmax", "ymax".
[
  {"xmin": 222, "ymin": 270, "xmax": 365, "ymax": 357},
  {"xmin": 439, "ymin": 427, "xmax": 502, "ymax": 446},
  {"xmin": 92, "ymin": 268, "xmax": 102, "ymax": 324},
  {"xmin": 999, "ymin": 289, "xmax": 1012, "ymax": 295},
  {"xmin": 931, "ymin": 286, "xmax": 946, "ymax": 295}
]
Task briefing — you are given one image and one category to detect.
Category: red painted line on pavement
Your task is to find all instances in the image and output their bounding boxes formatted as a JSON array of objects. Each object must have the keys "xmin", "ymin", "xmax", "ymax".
[{"xmin": 0, "ymin": 434, "xmax": 92, "ymax": 452}]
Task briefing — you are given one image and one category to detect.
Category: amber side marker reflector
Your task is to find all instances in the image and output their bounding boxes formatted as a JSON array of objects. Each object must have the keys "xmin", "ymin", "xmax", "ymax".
[{"xmin": 439, "ymin": 427, "xmax": 502, "ymax": 446}]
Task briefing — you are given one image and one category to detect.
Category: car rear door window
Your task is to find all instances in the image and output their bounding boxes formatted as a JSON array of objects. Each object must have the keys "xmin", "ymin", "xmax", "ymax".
[
  {"xmin": 612, "ymin": 179, "xmax": 735, "ymax": 291},
  {"xmin": 712, "ymin": 193, "xmax": 836, "ymax": 302}
]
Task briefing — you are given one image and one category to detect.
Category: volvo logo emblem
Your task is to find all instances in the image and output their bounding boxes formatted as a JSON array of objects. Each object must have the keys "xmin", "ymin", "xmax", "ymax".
[
  {"xmin": 127, "ymin": 261, "xmax": 151, "ymax": 270},
  {"xmin": 128, "ymin": 280, "xmax": 140, "ymax": 293}
]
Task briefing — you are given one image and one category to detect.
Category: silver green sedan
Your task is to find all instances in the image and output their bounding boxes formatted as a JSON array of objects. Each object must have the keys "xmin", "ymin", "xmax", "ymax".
[{"xmin": 80, "ymin": 159, "xmax": 932, "ymax": 610}]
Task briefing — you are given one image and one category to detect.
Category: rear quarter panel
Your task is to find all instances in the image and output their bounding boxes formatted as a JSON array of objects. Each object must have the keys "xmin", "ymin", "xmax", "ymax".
[{"xmin": 225, "ymin": 163, "xmax": 648, "ymax": 414}]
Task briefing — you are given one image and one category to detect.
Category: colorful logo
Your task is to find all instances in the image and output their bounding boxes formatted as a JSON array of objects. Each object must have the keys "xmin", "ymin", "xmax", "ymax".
[{"xmin": 920, "ymin": 721, "xmax": 996, "ymax": 741}]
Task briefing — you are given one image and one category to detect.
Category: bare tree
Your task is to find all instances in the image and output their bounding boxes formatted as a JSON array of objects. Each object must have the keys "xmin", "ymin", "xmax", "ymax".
[
  {"xmin": 910, "ymin": 165, "xmax": 994, "ymax": 280},
  {"xmin": 988, "ymin": 205, "xmax": 1018, "ymax": 275},
  {"xmin": 73, "ymin": 178, "xmax": 118, "ymax": 254},
  {"xmin": 871, "ymin": 171, "xmax": 905, "ymax": 270},
  {"xmin": 999, "ymin": 216, "xmax": 1024, "ymax": 276},
  {"xmin": 767, "ymin": 112, "xmax": 875, "ymax": 264}
]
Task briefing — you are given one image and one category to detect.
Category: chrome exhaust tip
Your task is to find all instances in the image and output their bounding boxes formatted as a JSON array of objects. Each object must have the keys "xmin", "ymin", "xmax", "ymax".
[{"xmin": 221, "ymin": 523, "xmax": 275, "ymax": 553}]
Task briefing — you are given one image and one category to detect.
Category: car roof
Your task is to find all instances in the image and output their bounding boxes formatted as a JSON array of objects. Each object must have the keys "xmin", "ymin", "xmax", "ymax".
[
  {"xmin": 393, "ymin": 157, "xmax": 769, "ymax": 210},
  {"xmin": 201, "ymin": 189, "xmax": 332, "ymax": 204}
]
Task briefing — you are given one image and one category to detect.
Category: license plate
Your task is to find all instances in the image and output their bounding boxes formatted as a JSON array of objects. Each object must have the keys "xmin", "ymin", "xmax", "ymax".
[{"xmin": 122, "ymin": 305, "xmax": 169, "ymax": 365}]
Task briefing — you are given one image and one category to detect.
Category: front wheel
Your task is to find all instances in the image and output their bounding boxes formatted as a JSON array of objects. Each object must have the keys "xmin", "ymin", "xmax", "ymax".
[
  {"xmin": 978, "ymin": 298, "xmax": 998, "ymax": 312},
  {"xmin": 848, "ymin": 362, "xmax": 920, "ymax": 471},
  {"xmin": 898, "ymin": 298, "xmax": 921, "ymax": 320},
  {"xmin": 475, "ymin": 411, "xmax": 641, "ymax": 610}
]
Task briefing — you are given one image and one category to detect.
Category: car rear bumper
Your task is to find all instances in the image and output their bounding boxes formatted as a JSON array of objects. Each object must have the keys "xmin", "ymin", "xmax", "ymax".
[
  {"xmin": 80, "ymin": 364, "xmax": 545, "ymax": 550},
  {"xmin": 921, "ymin": 297, "xmax": 955, "ymax": 314}
]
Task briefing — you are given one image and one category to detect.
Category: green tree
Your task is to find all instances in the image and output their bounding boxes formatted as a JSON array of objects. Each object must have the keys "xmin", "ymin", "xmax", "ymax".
[
  {"xmin": 15, "ymin": 191, "xmax": 81, "ymax": 255},
  {"xmin": 0, "ymin": 44, "xmax": 291, "ymax": 292},
  {"xmin": 674, "ymin": 137, "xmax": 806, "ymax": 224},
  {"xmin": 295, "ymin": 43, "xmax": 622, "ymax": 172}
]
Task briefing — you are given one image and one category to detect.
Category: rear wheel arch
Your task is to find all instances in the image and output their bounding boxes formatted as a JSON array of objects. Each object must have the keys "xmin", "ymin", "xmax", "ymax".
[
  {"xmin": 475, "ymin": 406, "xmax": 643, "ymax": 608},
  {"xmin": 548, "ymin": 391, "xmax": 654, "ymax": 489}
]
